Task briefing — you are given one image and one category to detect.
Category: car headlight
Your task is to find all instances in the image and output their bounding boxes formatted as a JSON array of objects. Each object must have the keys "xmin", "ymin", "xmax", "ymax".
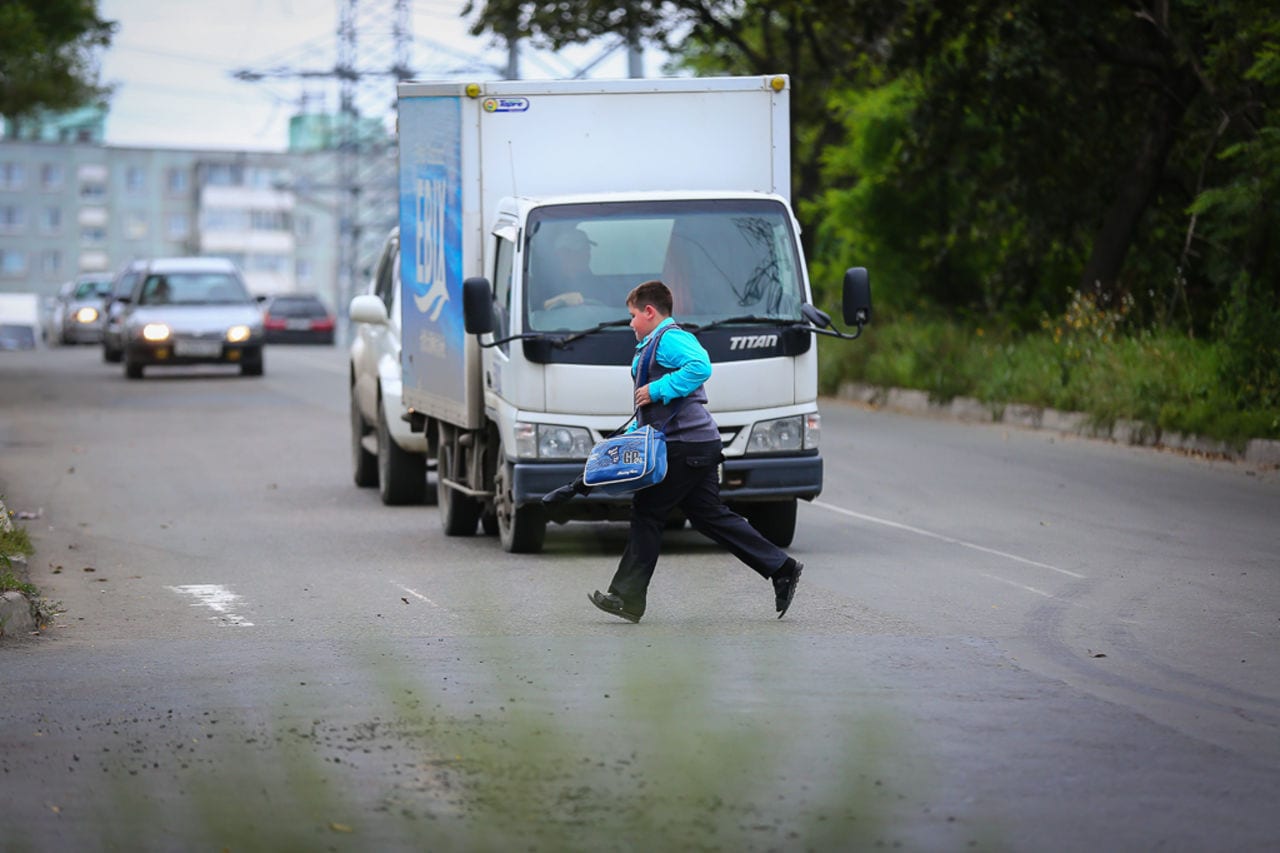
[
  {"xmin": 142, "ymin": 323, "xmax": 171, "ymax": 342},
  {"xmin": 514, "ymin": 421, "xmax": 593, "ymax": 459},
  {"xmin": 746, "ymin": 413, "xmax": 820, "ymax": 453},
  {"xmin": 75, "ymin": 307, "xmax": 99, "ymax": 324},
  {"xmin": 226, "ymin": 325, "xmax": 252, "ymax": 343}
]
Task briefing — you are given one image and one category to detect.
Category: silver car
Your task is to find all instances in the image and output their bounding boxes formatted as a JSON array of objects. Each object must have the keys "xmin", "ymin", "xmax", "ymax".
[
  {"xmin": 57, "ymin": 274, "xmax": 115, "ymax": 345},
  {"xmin": 119, "ymin": 257, "xmax": 265, "ymax": 379},
  {"xmin": 348, "ymin": 228, "xmax": 434, "ymax": 505},
  {"xmin": 102, "ymin": 259, "xmax": 150, "ymax": 363}
]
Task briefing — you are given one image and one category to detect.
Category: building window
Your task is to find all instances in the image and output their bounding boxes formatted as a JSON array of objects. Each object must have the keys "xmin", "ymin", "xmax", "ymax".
[
  {"xmin": 248, "ymin": 253, "xmax": 288, "ymax": 274},
  {"xmin": 250, "ymin": 209, "xmax": 291, "ymax": 231},
  {"xmin": 125, "ymin": 166, "xmax": 146, "ymax": 194},
  {"xmin": 202, "ymin": 209, "xmax": 248, "ymax": 231},
  {"xmin": 166, "ymin": 212, "xmax": 189, "ymax": 240},
  {"xmin": 125, "ymin": 211, "xmax": 148, "ymax": 240},
  {"xmin": 81, "ymin": 226, "xmax": 107, "ymax": 245},
  {"xmin": 0, "ymin": 205, "xmax": 24, "ymax": 233},
  {"xmin": 0, "ymin": 163, "xmax": 23, "ymax": 191},
  {"xmin": 80, "ymin": 181, "xmax": 107, "ymax": 202},
  {"xmin": 41, "ymin": 207, "xmax": 62, "ymax": 233},
  {"xmin": 166, "ymin": 168, "xmax": 189, "ymax": 194},
  {"xmin": 0, "ymin": 249, "xmax": 26, "ymax": 276},
  {"xmin": 41, "ymin": 249, "xmax": 62, "ymax": 275},
  {"xmin": 296, "ymin": 259, "xmax": 313, "ymax": 286},
  {"xmin": 41, "ymin": 164, "xmax": 64, "ymax": 191},
  {"xmin": 203, "ymin": 163, "xmax": 241, "ymax": 187}
]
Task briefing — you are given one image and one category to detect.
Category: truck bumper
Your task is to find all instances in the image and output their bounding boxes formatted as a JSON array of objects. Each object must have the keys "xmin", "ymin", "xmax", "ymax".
[{"xmin": 512, "ymin": 453, "xmax": 822, "ymax": 507}]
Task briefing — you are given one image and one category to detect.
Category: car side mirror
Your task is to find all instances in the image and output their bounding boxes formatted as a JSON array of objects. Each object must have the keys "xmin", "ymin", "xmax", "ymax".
[
  {"xmin": 463, "ymin": 277, "xmax": 494, "ymax": 335},
  {"xmin": 842, "ymin": 267, "xmax": 872, "ymax": 327},
  {"xmin": 348, "ymin": 294, "xmax": 388, "ymax": 326}
]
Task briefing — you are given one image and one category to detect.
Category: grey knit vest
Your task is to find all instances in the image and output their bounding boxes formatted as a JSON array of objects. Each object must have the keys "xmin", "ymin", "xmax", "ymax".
[{"xmin": 636, "ymin": 326, "xmax": 720, "ymax": 443}]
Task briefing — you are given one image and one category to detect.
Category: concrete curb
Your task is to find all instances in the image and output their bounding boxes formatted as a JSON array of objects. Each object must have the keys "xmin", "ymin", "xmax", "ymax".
[
  {"xmin": 835, "ymin": 382, "xmax": 1280, "ymax": 466},
  {"xmin": 1, "ymin": 498, "xmax": 38, "ymax": 640},
  {"xmin": 1, "ymin": 588, "xmax": 36, "ymax": 638}
]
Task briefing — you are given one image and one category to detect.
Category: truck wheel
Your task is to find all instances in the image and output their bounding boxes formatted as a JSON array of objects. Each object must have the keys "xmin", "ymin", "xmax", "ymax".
[
  {"xmin": 738, "ymin": 498, "xmax": 797, "ymax": 548},
  {"xmin": 350, "ymin": 391, "xmax": 378, "ymax": 488},
  {"xmin": 377, "ymin": 398, "xmax": 426, "ymax": 505},
  {"xmin": 437, "ymin": 435, "xmax": 480, "ymax": 536},
  {"xmin": 494, "ymin": 450, "xmax": 546, "ymax": 553}
]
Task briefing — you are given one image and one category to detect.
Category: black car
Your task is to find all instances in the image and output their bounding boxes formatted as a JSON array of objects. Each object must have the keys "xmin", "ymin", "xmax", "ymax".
[{"xmin": 262, "ymin": 294, "xmax": 335, "ymax": 344}]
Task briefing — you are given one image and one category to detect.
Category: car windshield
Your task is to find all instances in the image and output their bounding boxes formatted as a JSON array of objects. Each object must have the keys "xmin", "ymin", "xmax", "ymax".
[
  {"xmin": 523, "ymin": 198, "xmax": 806, "ymax": 333},
  {"xmin": 138, "ymin": 272, "xmax": 249, "ymax": 306},
  {"xmin": 74, "ymin": 280, "xmax": 112, "ymax": 300},
  {"xmin": 268, "ymin": 297, "xmax": 328, "ymax": 318}
]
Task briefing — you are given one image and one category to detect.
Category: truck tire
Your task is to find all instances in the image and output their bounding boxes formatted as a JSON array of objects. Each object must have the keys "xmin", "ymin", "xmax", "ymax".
[
  {"xmin": 737, "ymin": 498, "xmax": 797, "ymax": 548},
  {"xmin": 377, "ymin": 398, "xmax": 426, "ymax": 505},
  {"xmin": 437, "ymin": 434, "xmax": 480, "ymax": 536},
  {"xmin": 351, "ymin": 391, "xmax": 378, "ymax": 488},
  {"xmin": 494, "ymin": 449, "xmax": 546, "ymax": 553}
]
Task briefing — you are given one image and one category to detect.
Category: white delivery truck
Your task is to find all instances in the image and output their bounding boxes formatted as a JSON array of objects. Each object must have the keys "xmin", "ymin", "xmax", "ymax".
[{"xmin": 394, "ymin": 75, "xmax": 870, "ymax": 553}]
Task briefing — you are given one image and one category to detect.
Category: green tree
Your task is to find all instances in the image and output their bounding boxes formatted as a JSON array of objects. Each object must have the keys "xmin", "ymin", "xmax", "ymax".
[
  {"xmin": 465, "ymin": 1, "xmax": 1278, "ymax": 336},
  {"xmin": 0, "ymin": 0, "xmax": 115, "ymax": 119}
]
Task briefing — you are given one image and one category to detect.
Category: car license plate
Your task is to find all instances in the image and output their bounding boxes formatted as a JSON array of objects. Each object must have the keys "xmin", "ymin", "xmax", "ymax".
[
  {"xmin": 175, "ymin": 340, "xmax": 222, "ymax": 357},
  {"xmin": 286, "ymin": 319, "xmax": 311, "ymax": 330}
]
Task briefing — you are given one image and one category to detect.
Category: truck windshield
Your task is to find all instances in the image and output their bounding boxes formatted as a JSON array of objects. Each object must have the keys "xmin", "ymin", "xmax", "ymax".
[{"xmin": 523, "ymin": 199, "xmax": 805, "ymax": 333}]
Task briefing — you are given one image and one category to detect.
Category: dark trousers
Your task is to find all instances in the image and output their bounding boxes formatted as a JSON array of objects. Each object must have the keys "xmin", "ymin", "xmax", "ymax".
[{"xmin": 607, "ymin": 439, "xmax": 791, "ymax": 615}]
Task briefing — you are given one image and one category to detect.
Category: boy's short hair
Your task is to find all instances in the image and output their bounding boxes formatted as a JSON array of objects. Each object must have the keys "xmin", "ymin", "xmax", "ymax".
[{"xmin": 626, "ymin": 280, "xmax": 673, "ymax": 316}]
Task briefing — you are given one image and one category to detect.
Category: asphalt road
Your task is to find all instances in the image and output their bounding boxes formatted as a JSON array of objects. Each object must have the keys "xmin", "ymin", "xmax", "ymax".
[{"xmin": 2, "ymin": 345, "xmax": 1278, "ymax": 852}]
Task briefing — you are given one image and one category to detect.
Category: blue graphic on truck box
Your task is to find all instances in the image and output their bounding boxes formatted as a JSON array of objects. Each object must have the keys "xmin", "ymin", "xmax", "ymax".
[{"xmin": 398, "ymin": 96, "xmax": 463, "ymax": 404}]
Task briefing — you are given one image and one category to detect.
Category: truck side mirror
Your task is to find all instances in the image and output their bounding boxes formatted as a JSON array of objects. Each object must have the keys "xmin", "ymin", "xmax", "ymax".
[
  {"xmin": 463, "ymin": 277, "xmax": 494, "ymax": 335},
  {"xmin": 842, "ymin": 267, "xmax": 872, "ymax": 327}
]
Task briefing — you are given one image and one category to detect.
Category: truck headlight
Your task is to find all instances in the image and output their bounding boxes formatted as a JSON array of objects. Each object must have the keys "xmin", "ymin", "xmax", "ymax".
[
  {"xmin": 514, "ymin": 421, "xmax": 593, "ymax": 459},
  {"xmin": 142, "ymin": 323, "xmax": 171, "ymax": 342},
  {"xmin": 75, "ymin": 307, "xmax": 99, "ymax": 324},
  {"xmin": 746, "ymin": 413, "xmax": 820, "ymax": 453}
]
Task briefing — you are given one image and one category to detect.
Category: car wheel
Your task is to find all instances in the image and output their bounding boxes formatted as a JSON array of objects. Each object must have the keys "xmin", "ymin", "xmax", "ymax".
[
  {"xmin": 437, "ymin": 431, "xmax": 480, "ymax": 536},
  {"xmin": 494, "ymin": 442, "xmax": 546, "ymax": 553},
  {"xmin": 351, "ymin": 389, "xmax": 378, "ymax": 488},
  {"xmin": 377, "ymin": 398, "xmax": 426, "ymax": 505},
  {"xmin": 104, "ymin": 343, "xmax": 122, "ymax": 363},
  {"xmin": 124, "ymin": 358, "xmax": 144, "ymax": 380},
  {"xmin": 240, "ymin": 356, "xmax": 264, "ymax": 376},
  {"xmin": 735, "ymin": 498, "xmax": 798, "ymax": 548}
]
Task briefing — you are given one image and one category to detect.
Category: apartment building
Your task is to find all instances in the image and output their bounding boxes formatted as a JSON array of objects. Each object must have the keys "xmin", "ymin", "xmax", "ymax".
[{"xmin": 0, "ymin": 139, "xmax": 343, "ymax": 308}]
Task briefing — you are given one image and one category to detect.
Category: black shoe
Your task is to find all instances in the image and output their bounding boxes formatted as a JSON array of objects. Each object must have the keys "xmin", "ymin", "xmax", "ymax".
[
  {"xmin": 772, "ymin": 561, "xmax": 803, "ymax": 619},
  {"xmin": 588, "ymin": 590, "xmax": 642, "ymax": 623}
]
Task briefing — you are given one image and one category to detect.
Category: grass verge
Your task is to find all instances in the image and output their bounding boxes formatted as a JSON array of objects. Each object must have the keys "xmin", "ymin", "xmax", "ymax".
[{"xmin": 820, "ymin": 310, "xmax": 1280, "ymax": 449}]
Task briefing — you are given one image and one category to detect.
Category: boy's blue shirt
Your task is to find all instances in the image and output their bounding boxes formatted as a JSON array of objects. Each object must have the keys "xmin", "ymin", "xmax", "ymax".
[{"xmin": 632, "ymin": 316, "xmax": 712, "ymax": 403}]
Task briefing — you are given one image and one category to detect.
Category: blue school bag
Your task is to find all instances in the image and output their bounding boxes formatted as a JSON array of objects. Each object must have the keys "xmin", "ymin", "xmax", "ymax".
[{"xmin": 582, "ymin": 326, "xmax": 685, "ymax": 496}]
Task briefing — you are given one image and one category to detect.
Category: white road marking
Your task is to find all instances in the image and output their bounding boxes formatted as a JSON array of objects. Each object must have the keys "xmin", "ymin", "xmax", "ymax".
[
  {"xmin": 812, "ymin": 500, "xmax": 1085, "ymax": 579},
  {"xmin": 395, "ymin": 583, "xmax": 450, "ymax": 612},
  {"xmin": 167, "ymin": 584, "xmax": 254, "ymax": 626},
  {"xmin": 977, "ymin": 573, "xmax": 1053, "ymax": 597}
]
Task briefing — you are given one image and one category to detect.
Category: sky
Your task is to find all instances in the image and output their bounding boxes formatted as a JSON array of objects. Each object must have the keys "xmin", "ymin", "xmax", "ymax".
[{"xmin": 96, "ymin": 0, "xmax": 660, "ymax": 151}]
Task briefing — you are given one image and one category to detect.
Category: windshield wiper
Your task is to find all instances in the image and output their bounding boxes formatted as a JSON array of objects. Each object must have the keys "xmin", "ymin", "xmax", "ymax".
[
  {"xmin": 553, "ymin": 317, "xmax": 631, "ymax": 347},
  {"xmin": 477, "ymin": 318, "xmax": 629, "ymax": 350},
  {"xmin": 683, "ymin": 315, "xmax": 794, "ymax": 334}
]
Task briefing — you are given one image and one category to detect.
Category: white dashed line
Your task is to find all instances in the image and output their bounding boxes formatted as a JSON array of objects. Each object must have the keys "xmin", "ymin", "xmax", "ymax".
[
  {"xmin": 812, "ymin": 500, "xmax": 1084, "ymax": 579},
  {"xmin": 395, "ymin": 583, "xmax": 448, "ymax": 610},
  {"xmin": 167, "ymin": 584, "xmax": 254, "ymax": 626}
]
